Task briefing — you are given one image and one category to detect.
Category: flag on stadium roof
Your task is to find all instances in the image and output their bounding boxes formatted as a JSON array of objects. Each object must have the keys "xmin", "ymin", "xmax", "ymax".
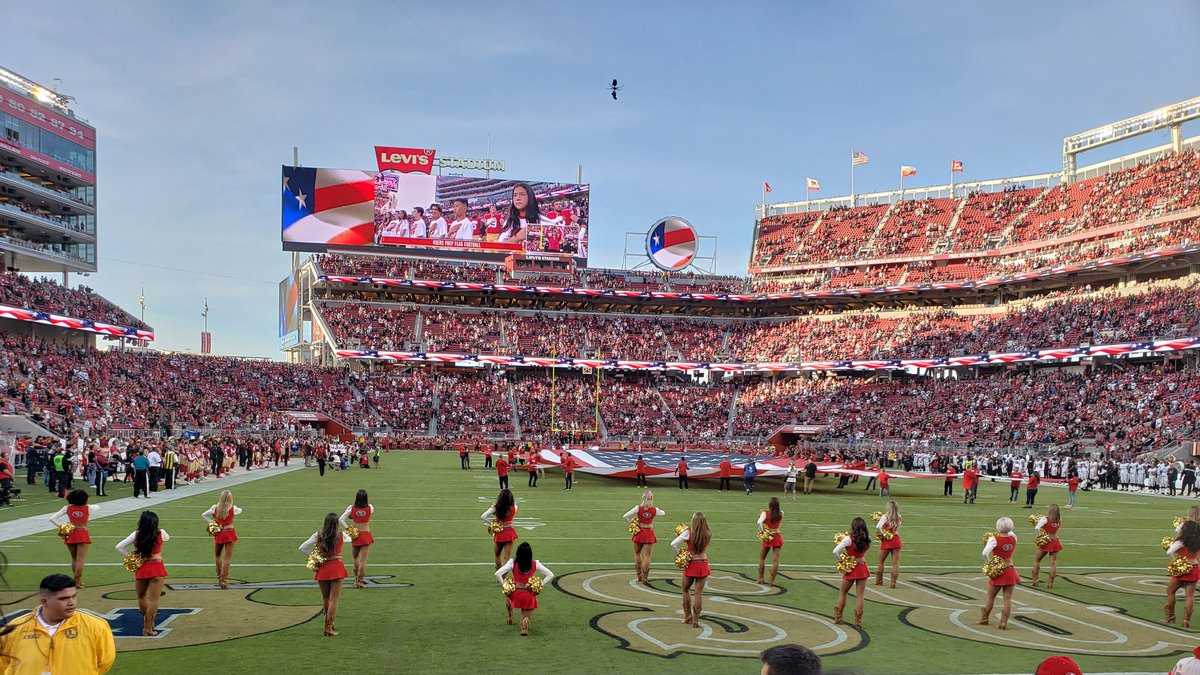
[
  {"xmin": 851, "ymin": 151, "xmax": 869, "ymax": 166},
  {"xmin": 900, "ymin": 165, "xmax": 917, "ymax": 177},
  {"xmin": 951, "ymin": 159, "xmax": 964, "ymax": 172},
  {"xmin": 763, "ymin": 180, "xmax": 772, "ymax": 193},
  {"xmin": 281, "ymin": 167, "xmax": 375, "ymax": 246},
  {"xmin": 806, "ymin": 177, "xmax": 821, "ymax": 191}
]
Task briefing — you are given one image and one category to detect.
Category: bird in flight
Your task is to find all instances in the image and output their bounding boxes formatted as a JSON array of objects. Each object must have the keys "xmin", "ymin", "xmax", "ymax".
[{"xmin": 610, "ymin": 79, "xmax": 621, "ymax": 100}]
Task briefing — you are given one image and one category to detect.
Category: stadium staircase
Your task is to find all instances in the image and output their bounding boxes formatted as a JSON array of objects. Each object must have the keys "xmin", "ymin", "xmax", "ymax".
[
  {"xmin": 309, "ymin": 303, "xmax": 339, "ymax": 352},
  {"xmin": 506, "ymin": 381, "xmax": 521, "ymax": 437},
  {"xmin": 858, "ymin": 201, "xmax": 901, "ymax": 256},
  {"xmin": 996, "ymin": 186, "xmax": 1051, "ymax": 246},
  {"xmin": 428, "ymin": 376, "xmax": 440, "ymax": 436},
  {"xmin": 346, "ymin": 378, "xmax": 385, "ymax": 426},
  {"xmin": 652, "ymin": 386, "xmax": 686, "ymax": 437},
  {"xmin": 933, "ymin": 197, "xmax": 969, "ymax": 253},
  {"xmin": 726, "ymin": 388, "xmax": 740, "ymax": 439}
]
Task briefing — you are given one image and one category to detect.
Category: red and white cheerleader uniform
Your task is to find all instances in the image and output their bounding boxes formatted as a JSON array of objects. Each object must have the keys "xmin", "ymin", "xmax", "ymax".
[
  {"xmin": 299, "ymin": 531, "xmax": 352, "ymax": 581},
  {"xmin": 340, "ymin": 504, "xmax": 375, "ymax": 547},
  {"xmin": 624, "ymin": 504, "xmax": 665, "ymax": 544},
  {"xmin": 671, "ymin": 529, "xmax": 710, "ymax": 579},
  {"xmin": 202, "ymin": 504, "xmax": 242, "ymax": 545},
  {"xmin": 1167, "ymin": 540, "xmax": 1200, "ymax": 583},
  {"xmin": 482, "ymin": 504, "xmax": 519, "ymax": 544},
  {"xmin": 876, "ymin": 514, "xmax": 903, "ymax": 552},
  {"xmin": 116, "ymin": 530, "xmax": 171, "ymax": 580},
  {"xmin": 496, "ymin": 558, "xmax": 554, "ymax": 610},
  {"xmin": 757, "ymin": 510, "xmax": 784, "ymax": 550},
  {"xmin": 982, "ymin": 533, "xmax": 1021, "ymax": 587},
  {"xmin": 833, "ymin": 535, "xmax": 870, "ymax": 581},
  {"xmin": 1034, "ymin": 517, "xmax": 1062, "ymax": 554},
  {"xmin": 49, "ymin": 504, "xmax": 99, "ymax": 545}
]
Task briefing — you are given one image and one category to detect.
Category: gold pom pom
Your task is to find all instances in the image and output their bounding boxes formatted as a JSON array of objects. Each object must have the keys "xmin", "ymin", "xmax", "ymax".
[
  {"xmin": 1027, "ymin": 513, "xmax": 1042, "ymax": 527},
  {"xmin": 1034, "ymin": 531, "xmax": 1052, "ymax": 549},
  {"xmin": 757, "ymin": 528, "xmax": 778, "ymax": 544},
  {"xmin": 870, "ymin": 511, "xmax": 884, "ymax": 522},
  {"xmin": 833, "ymin": 531, "xmax": 849, "ymax": 546},
  {"xmin": 56, "ymin": 523, "xmax": 75, "ymax": 540},
  {"xmin": 674, "ymin": 523, "xmax": 688, "ymax": 537},
  {"xmin": 627, "ymin": 520, "xmax": 641, "ymax": 536},
  {"xmin": 674, "ymin": 550, "xmax": 692, "ymax": 569},
  {"xmin": 880, "ymin": 529, "xmax": 896, "ymax": 541},
  {"xmin": 982, "ymin": 555, "xmax": 1011, "ymax": 579},
  {"xmin": 528, "ymin": 576, "xmax": 544, "ymax": 595},
  {"xmin": 981, "ymin": 531, "xmax": 997, "ymax": 545},
  {"xmin": 487, "ymin": 520, "xmax": 504, "ymax": 535},
  {"xmin": 1168, "ymin": 556, "xmax": 1197, "ymax": 578},
  {"xmin": 500, "ymin": 575, "xmax": 516, "ymax": 596},
  {"xmin": 1164, "ymin": 536, "xmax": 1177, "ymax": 551},
  {"xmin": 345, "ymin": 525, "xmax": 360, "ymax": 541},
  {"xmin": 835, "ymin": 554, "xmax": 858, "ymax": 575},
  {"xmin": 304, "ymin": 549, "xmax": 327, "ymax": 572},
  {"xmin": 1174, "ymin": 516, "xmax": 1187, "ymax": 530},
  {"xmin": 122, "ymin": 553, "xmax": 145, "ymax": 573},
  {"xmin": 205, "ymin": 520, "xmax": 221, "ymax": 537}
]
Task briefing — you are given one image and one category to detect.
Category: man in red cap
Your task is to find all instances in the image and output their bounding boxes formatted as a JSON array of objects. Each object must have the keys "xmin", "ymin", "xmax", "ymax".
[{"xmin": 1035, "ymin": 655, "xmax": 1082, "ymax": 675}]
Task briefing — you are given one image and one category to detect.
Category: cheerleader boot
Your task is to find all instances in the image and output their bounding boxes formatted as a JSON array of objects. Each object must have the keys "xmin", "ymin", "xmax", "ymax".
[
  {"xmin": 874, "ymin": 567, "xmax": 883, "ymax": 586},
  {"xmin": 832, "ymin": 603, "xmax": 844, "ymax": 625},
  {"xmin": 323, "ymin": 616, "xmax": 336, "ymax": 637},
  {"xmin": 889, "ymin": 573, "xmax": 898, "ymax": 589},
  {"xmin": 681, "ymin": 597, "xmax": 693, "ymax": 625},
  {"xmin": 1165, "ymin": 601, "xmax": 1177, "ymax": 625},
  {"xmin": 997, "ymin": 607, "xmax": 1010, "ymax": 630},
  {"xmin": 977, "ymin": 606, "xmax": 990, "ymax": 626},
  {"xmin": 519, "ymin": 615, "xmax": 530, "ymax": 636},
  {"xmin": 853, "ymin": 608, "xmax": 863, "ymax": 628}
]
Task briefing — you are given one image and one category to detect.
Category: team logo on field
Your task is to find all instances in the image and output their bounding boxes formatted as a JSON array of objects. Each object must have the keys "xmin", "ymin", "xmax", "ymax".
[
  {"xmin": 0, "ymin": 576, "xmax": 412, "ymax": 651},
  {"xmin": 796, "ymin": 571, "xmax": 1195, "ymax": 658},
  {"xmin": 555, "ymin": 569, "xmax": 864, "ymax": 659}
]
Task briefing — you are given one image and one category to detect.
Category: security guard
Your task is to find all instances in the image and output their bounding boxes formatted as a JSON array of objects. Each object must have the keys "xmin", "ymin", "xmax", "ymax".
[{"xmin": 0, "ymin": 573, "xmax": 115, "ymax": 674}]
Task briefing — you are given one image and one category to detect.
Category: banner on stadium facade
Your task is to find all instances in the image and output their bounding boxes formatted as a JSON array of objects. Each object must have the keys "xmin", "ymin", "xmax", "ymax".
[
  {"xmin": 0, "ymin": 303, "xmax": 153, "ymax": 341},
  {"xmin": 333, "ymin": 336, "xmax": 1200, "ymax": 374},
  {"xmin": 281, "ymin": 165, "xmax": 589, "ymax": 263}
]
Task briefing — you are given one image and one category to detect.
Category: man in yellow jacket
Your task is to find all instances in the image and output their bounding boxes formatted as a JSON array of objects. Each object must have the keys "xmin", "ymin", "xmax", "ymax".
[{"xmin": 0, "ymin": 573, "xmax": 115, "ymax": 674}]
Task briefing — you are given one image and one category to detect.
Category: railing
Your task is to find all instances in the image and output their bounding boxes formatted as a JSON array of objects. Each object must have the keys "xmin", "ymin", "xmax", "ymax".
[
  {"xmin": 0, "ymin": 202, "xmax": 95, "ymax": 239},
  {"xmin": 0, "ymin": 170, "xmax": 94, "ymax": 210}
]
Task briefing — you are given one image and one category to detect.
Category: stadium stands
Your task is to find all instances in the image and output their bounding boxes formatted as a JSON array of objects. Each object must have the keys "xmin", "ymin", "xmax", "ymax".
[{"xmin": 0, "ymin": 273, "xmax": 148, "ymax": 330}]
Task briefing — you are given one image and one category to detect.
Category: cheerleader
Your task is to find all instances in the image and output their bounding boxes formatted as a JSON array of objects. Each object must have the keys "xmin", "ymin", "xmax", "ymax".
[
  {"xmin": 623, "ymin": 490, "xmax": 665, "ymax": 583},
  {"xmin": 756, "ymin": 497, "xmax": 784, "ymax": 587},
  {"xmin": 1174, "ymin": 505, "xmax": 1200, "ymax": 536},
  {"xmin": 670, "ymin": 512, "xmax": 711, "ymax": 628},
  {"xmin": 48, "ymin": 489, "xmax": 99, "ymax": 587},
  {"xmin": 481, "ymin": 489, "xmax": 518, "ymax": 569},
  {"xmin": 299, "ymin": 513, "xmax": 351, "ymax": 636},
  {"xmin": 201, "ymin": 490, "xmax": 241, "ymax": 589},
  {"xmin": 115, "ymin": 511, "xmax": 170, "ymax": 636},
  {"xmin": 979, "ymin": 517, "xmax": 1019, "ymax": 629},
  {"xmin": 495, "ymin": 542, "xmax": 554, "ymax": 636},
  {"xmin": 875, "ymin": 499, "xmax": 902, "ymax": 588},
  {"xmin": 1031, "ymin": 504, "xmax": 1062, "ymax": 589},
  {"xmin": 339, "ymin": 489, "xmax": 374, "ymax": 588},
  {"xmin": 1166, "ymin": 520, "xmax": 1200, "ymax": 626},
  {"xmin": 832, "ymin": 517, "xmax": 871, "ymax": 627}
]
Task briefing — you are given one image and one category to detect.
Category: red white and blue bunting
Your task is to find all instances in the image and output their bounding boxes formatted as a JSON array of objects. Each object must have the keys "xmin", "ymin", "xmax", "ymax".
[
  {"xmin": 335, "ymin": 336, "xmax": 1199, "ymax": 374},
  {"xmin": 0, "ymin": 303, "xmax": 154, "ymax": 341}
]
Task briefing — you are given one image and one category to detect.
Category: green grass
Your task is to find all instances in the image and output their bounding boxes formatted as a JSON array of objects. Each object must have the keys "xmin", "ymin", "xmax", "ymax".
[{"xmin": 2, "ymin": 452, "xmax": 1194, "ymax": 675}]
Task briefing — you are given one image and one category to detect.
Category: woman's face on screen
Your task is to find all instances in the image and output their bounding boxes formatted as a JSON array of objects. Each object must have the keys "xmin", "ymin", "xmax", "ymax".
[{"xmin": 512, "ymin": 186, "xmax": 529, "ymax": 212}]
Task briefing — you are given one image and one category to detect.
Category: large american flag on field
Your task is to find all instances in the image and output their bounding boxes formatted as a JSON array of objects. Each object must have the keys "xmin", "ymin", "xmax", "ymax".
[{"xmin": 282, "ymin": 167, "xmax": 376, "ymax": 246}]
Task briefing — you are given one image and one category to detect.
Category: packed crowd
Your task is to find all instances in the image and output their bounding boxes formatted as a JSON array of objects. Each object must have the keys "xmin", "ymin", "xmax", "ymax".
[{"xmin": 0, "ymin": 273, "xmax": 147, "ymax": 330}]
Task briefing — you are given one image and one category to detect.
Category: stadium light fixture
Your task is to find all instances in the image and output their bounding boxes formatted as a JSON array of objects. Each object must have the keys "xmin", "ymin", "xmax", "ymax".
[{"xmin": 0, "ymin": 66, "xmax": 73, "ymax": 111}]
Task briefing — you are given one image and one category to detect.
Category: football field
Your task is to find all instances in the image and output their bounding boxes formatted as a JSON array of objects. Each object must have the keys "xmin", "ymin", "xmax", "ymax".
[{"xmin": 1, "ymin": 451, "xmax": 1193, "ymax": 675}]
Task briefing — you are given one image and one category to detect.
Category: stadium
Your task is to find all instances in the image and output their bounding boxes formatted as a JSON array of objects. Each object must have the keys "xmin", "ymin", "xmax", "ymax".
[{"xmin": 2, "ymin": 11, "xmax": 1200, "ymax": 675}]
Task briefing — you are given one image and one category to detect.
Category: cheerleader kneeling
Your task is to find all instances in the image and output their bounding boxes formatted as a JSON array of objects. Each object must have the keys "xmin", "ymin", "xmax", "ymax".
[
  {"xmin": 671, "ymin": 512, "xmax": 712, "ymax": 628},
  {"xmin": 299, "ymin": 513, "xmax": 352, "ymax": 636},
  {"xmin": 496, "ymin": 542, "xmax": 554, "ymax": 636},
  {"xmin": 115, "ymin": 511, "xmax": 170, "ymax": 636},
  {"xmin": 833, "ymin": 517, "xmax": 871, "ymax": 627},
  {"xmin": 979, "ymin": 517, "xmax": 1020, "ymax": 629}
]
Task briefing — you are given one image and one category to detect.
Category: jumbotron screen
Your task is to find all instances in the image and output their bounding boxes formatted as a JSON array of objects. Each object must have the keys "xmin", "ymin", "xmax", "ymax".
[{"xmin": 281, "ymin": 166, "xmax": 589, "ymax": 262}]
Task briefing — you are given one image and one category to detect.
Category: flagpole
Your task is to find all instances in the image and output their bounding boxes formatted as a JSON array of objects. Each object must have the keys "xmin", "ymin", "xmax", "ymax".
[
  {"xmin": 950, "ymin": 163, "xmax": 955, "ymax": 199},
  {"xmin": 849, "ymin": 147, "xmax": 855, "ymax": 208}
]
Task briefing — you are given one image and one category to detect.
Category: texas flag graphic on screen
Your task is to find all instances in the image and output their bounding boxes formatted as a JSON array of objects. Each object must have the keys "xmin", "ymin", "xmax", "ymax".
[
  {"xmin": 282, "ymin": 166, "xmax": 376, "ymax": 246},
  {"xmin": 647, "ymin": 216, "xmax": 697, "ymax": 271}
]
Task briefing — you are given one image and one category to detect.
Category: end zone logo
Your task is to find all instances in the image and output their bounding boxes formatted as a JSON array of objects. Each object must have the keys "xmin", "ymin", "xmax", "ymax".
[{"xmin": 376, "ymin": 146, "xmax": 435, "ymax": 174}]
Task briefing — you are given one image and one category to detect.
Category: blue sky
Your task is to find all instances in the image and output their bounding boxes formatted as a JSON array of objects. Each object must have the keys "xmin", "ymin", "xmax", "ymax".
[{"xmin": 5, "ymin": 1, "xmax": 1199, "ymax": 357}]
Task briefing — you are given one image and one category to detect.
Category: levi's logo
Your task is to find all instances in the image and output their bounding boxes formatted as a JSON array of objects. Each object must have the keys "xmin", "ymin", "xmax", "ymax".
[{"xmin": 375, "ymin": 146, "xmax": 436, "ymax": 174}]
